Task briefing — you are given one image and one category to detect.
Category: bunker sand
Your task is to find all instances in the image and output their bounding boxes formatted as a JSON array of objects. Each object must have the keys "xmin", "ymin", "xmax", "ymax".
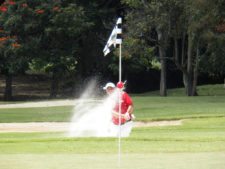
[{"xmin": 0, "ymin": 120, "xmax": 182, "ymax": 133}]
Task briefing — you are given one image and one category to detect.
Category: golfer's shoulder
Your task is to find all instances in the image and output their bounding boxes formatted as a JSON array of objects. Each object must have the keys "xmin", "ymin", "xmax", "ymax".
[{"xmin": 122, "ymin": 91, "xmax": 132, "ymax": 99}]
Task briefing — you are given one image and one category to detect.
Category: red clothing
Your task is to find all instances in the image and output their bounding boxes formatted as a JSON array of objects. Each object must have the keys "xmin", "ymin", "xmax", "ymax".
[{"xmin": 112, "ymin": 91, "xmax": 133, "ymax": 125}]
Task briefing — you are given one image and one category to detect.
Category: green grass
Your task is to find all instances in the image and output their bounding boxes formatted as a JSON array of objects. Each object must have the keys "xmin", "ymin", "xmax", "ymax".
[
  {"xmin": 0, "ymin": 153, "xmax": 224, "ymax": 169},
  {"xmin": 137, "ymin": 84, "xmax": 225, "ymax": 96},
  {"xmin": 134, "ymin": 96, "xmax": 225, "ymax": 121},
  {"xmin": 0, "ymin": 117, "xmax": 224, "ymax": 169},
  {"xmin": 0, "ymin": 117, "xmax": 224, "ymax": 154},
  {"xmin": 0, "ymin": 84, "xmax": 224, "ymax": 123},
  {"xmin": 0, "ymin": 96, "xmax": 224, "ymax": 122},
  {"xmin": 0, "ymin": 84, "xmax": 225, "ymax": 169},
  {"xmin": 0, "ymin": 106, "xmax": 73, "ymax": 122}
]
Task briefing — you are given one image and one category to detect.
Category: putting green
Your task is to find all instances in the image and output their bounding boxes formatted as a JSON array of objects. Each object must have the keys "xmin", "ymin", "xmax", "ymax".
[{"xmin": 0, "ymin": 153, "xmax": 224, "ymax": 169}]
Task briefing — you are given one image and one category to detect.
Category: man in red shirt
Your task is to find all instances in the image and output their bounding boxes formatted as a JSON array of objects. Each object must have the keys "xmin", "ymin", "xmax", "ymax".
[{"xmin": 103, "ymin": 82, "xmax": 134, "ymax": 136}]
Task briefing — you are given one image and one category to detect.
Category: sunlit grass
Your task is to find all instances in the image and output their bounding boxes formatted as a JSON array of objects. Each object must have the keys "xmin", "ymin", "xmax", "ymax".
[
  {"xmin": 0, "ymin": 117, "xmax": 224, "ymax": 154},
  {"xmin": 0, "ymin": 84, "xmax": 224, "ymax": 169},
  {"xmin": 135, "ymin": 84, "xmax": 225, "ymax": 96},
  {"xmin": 0, "ymin": 96, "xmax": 225, "ymax": 122}
]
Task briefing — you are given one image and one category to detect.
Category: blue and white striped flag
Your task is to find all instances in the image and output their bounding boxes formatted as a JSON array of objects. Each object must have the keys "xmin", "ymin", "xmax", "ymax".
[{"xmin": 103, "ymin": 18, "xmax": 122, "ymax": 56}]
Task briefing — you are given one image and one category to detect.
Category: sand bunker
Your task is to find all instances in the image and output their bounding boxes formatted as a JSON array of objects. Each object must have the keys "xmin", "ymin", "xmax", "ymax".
[
  {"xmin": 0, "ymin": 120, "xmax": 182, "ymax": 133},
  {"xmin": 0, "ymin": 100, "xmax": 182, "ymax": 133}
]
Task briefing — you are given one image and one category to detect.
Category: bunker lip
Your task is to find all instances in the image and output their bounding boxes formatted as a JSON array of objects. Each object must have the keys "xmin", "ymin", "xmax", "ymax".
[{"xmin": 0, "ymin": 120, "xmax": 182, "ymax": 133}]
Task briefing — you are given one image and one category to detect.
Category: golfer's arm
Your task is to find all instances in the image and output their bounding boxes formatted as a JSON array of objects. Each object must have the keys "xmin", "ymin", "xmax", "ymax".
[
  {"xmin": 112, "ymin": 104, "xmax": 133, "ymax": 117},
  {"xmin": 126, "ymin": 105, "xmax": 133, "ymax": 115},
  {"xmin": 112, "ymin": 111, "xmax": 126, "ymax": 118}
]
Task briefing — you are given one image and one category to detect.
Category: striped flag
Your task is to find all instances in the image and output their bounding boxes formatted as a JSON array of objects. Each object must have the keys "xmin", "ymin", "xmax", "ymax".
[{"xmin": 103, "ymin": 17, "xmax": 122, "ymax": 56}]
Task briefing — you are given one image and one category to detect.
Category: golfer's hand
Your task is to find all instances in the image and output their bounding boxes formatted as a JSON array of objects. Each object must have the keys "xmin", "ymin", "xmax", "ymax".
[
  {"xmin": 124, "ymin": 112, "xmax": 131, "ymax": 121},
  {"xmin": 131, "ymin": 114, "xmax": 136, "ymax": 120}
]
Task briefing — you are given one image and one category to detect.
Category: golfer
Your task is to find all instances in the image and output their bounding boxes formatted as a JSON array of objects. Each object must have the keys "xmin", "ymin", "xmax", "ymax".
[{"xmin": 103, "ymin": 82, "xmax": 134, "ymax": 137}]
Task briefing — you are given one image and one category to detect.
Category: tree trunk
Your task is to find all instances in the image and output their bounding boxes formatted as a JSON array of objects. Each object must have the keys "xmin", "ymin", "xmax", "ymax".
[
  {"xmin": 192, "ymin": 41, "xmax": 199, "ymax": 96},
  {"xmin": 173, "ymin": 38, "xmax": 188, "ymax": 94},
  {"xmin": 181, "ymin": 34, "xmax": 189, "ymax": 94},
  {"xmin": 192, "ymin": 63, "xmax": 198, "ymax": 96},
  {"xmin": 160, "ymin": 56, "xmax": 167, "ymax": 96},
  {"xmin": 186, "ymin": 33, "xmax": 194, "ymax": 96},
  {"xmin": 157, "ymin": 30, "xmax": 167, "ymax": 96},
  {"xmin": 4, "ymin": 74, "xmax": 13, "ymax": 101},
  {"xmin": 181, "ymin": 32, "xmax": 186, "ymax": 66},
  {"xmin": 50, "ymin": 70, "xmax": 59, "ymax": 98}
]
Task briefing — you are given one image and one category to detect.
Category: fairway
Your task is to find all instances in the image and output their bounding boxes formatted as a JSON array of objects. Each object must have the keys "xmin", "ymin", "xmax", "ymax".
[
  {"xmin": 0, "ymin": 117, "xmax": 224, "ymax": 169},
  {"xmin": 0, "ymin": 153, "xmax": 225, "ymax": 169},
  {"xmin": 0, "ymin": 90, "xmax": 225, "ymax": 169}
]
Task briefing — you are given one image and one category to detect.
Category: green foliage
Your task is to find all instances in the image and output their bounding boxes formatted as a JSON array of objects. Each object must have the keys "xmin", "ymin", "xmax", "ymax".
[
  {"xmin": 180, "ymin": 0, "xmax": 225, "ymax": 76},
  {"xmin": 120, "ymin": 0, "xmax": 176, "ymax": 75},
  {"xmin": 29, "ymin": 1, "xmax": 92, "ymax": 75},
  {"xmin": 122, "ymin": 0, "xmax": 142, "ymax": 7},
  {"xmin": 123, "ymin": 37, "xmax": 155, "ymax": 69},
  {"xmin": 150, "ymin": 58, "xmax": 161, "ymax": 70},
  {"xmin": 200, "ymin": 34, "xmax": 225, "ymax": 76},
  {"xmin": 0, "ymin": 0, "xmax": 30, "ymax": 75}
]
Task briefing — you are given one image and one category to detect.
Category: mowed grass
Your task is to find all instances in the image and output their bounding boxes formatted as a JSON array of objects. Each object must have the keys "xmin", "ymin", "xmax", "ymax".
[
  {"xmin": 0, "ymin": 96, "xmax": 224, "ymax": 122},
  {"xmin": 0, "ymin": 84, "xmax": 224, "ymax": 169},
  {"xmin": 133, "ymin": 84, "xmax": 225, "ymax": 121},
  {"xmin": 0, "ymin": 106, "xmax": 73, "ymax": 122},
  {"xmin": 0, "ymin": 117, "xmax": 224, "ymax": 169},
  {"xmin": 0, "ymin": 117, "xmax": 225, "ymax": 153},
  {"xmin": 141, "ymin": 84, "xmax": 225, "ymax": 96},
  {"xmin": 0, "ymin": 153, "xmax": 224, "ymax": 169},
  {"xmin": 134, "ymin": 96, "xmax": 225, "ymax": 121}
]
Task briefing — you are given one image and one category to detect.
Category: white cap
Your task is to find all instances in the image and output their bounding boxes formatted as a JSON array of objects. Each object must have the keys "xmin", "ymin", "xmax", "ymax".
[{"xmin": 103, "ymin": 82, "xmax": 115, "ymax": 90}]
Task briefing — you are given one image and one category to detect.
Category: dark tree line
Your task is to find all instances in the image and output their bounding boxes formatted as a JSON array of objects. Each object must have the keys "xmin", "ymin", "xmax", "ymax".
[{"xmin": 0, "ymin": 0, "xmax": 224, "ymax": 100}]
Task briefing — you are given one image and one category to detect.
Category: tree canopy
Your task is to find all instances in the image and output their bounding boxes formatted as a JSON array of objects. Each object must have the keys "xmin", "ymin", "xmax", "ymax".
[{"xmin": 0, "ymin": 0, "xmax": 224, "ymax": 100}]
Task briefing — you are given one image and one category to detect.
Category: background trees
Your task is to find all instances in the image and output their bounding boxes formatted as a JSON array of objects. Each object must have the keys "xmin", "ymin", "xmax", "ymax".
[
  {"xmin": 29, "ymin": 0, "xmax": 92, "ymax": 98},
  {"xmin": 0, "ymin": 0, "xmax": 34, "ymax": 100},
  {"xmin": 0, "ymin": 0, "xmax": 224, "ymax": 100},
  {"xmin": 122, "ymin": 0, "xmax": 225, "ymax": 96}
]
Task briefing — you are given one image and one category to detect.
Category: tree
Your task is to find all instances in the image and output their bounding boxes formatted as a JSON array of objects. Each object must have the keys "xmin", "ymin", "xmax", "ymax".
[
  {"xmin": 73, "ymin": 0, "xmax": 123, "ymax": 83},
  {"xmin": 123, "ymin": 0, "xmax": 224, "ymax": 96},
  {"xmin": 171, "ymin": 0, "xmax": 224, "ymax": 95},
  {"xmin": 28, "ymin": 0, "xmax": 93, "ymax": 98},
  {"xmin": 122, "ymin": 0, "xmax": 176, "ymax": 96},
  {"xmin": 198, "ymin": 0, "xmax": 225, "ymax": 78},
  {"xmin": 0, "ymin": 0, "xmax": 34, "ymax": 100}
]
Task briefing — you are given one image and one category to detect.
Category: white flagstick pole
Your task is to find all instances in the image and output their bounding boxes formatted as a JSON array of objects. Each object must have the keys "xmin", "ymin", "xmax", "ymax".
[{"xmin": 118, "ymin": 43, "xmax": 122, "ymax": 167}]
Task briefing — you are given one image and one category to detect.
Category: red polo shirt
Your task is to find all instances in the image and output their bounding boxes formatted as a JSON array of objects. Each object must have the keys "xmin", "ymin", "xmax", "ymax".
[{"xmin": 112, "ymin": 91, "xmax": 133, "ymax": 125}]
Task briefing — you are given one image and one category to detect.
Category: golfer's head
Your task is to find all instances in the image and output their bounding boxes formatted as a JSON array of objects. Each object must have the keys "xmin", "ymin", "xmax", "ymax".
[{"xmin": 103, "ymin": 82, "xmax": 115, "ymax": 94}]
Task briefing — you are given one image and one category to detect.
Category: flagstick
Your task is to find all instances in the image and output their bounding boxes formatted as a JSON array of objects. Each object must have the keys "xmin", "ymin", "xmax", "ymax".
[
  {"xmin": 103, "ymin": 17, "xmax": 122, "ymax": 167},
  {"xmin": 118, "ymin": 43, "xmax": 122, "ymax": 167}
]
